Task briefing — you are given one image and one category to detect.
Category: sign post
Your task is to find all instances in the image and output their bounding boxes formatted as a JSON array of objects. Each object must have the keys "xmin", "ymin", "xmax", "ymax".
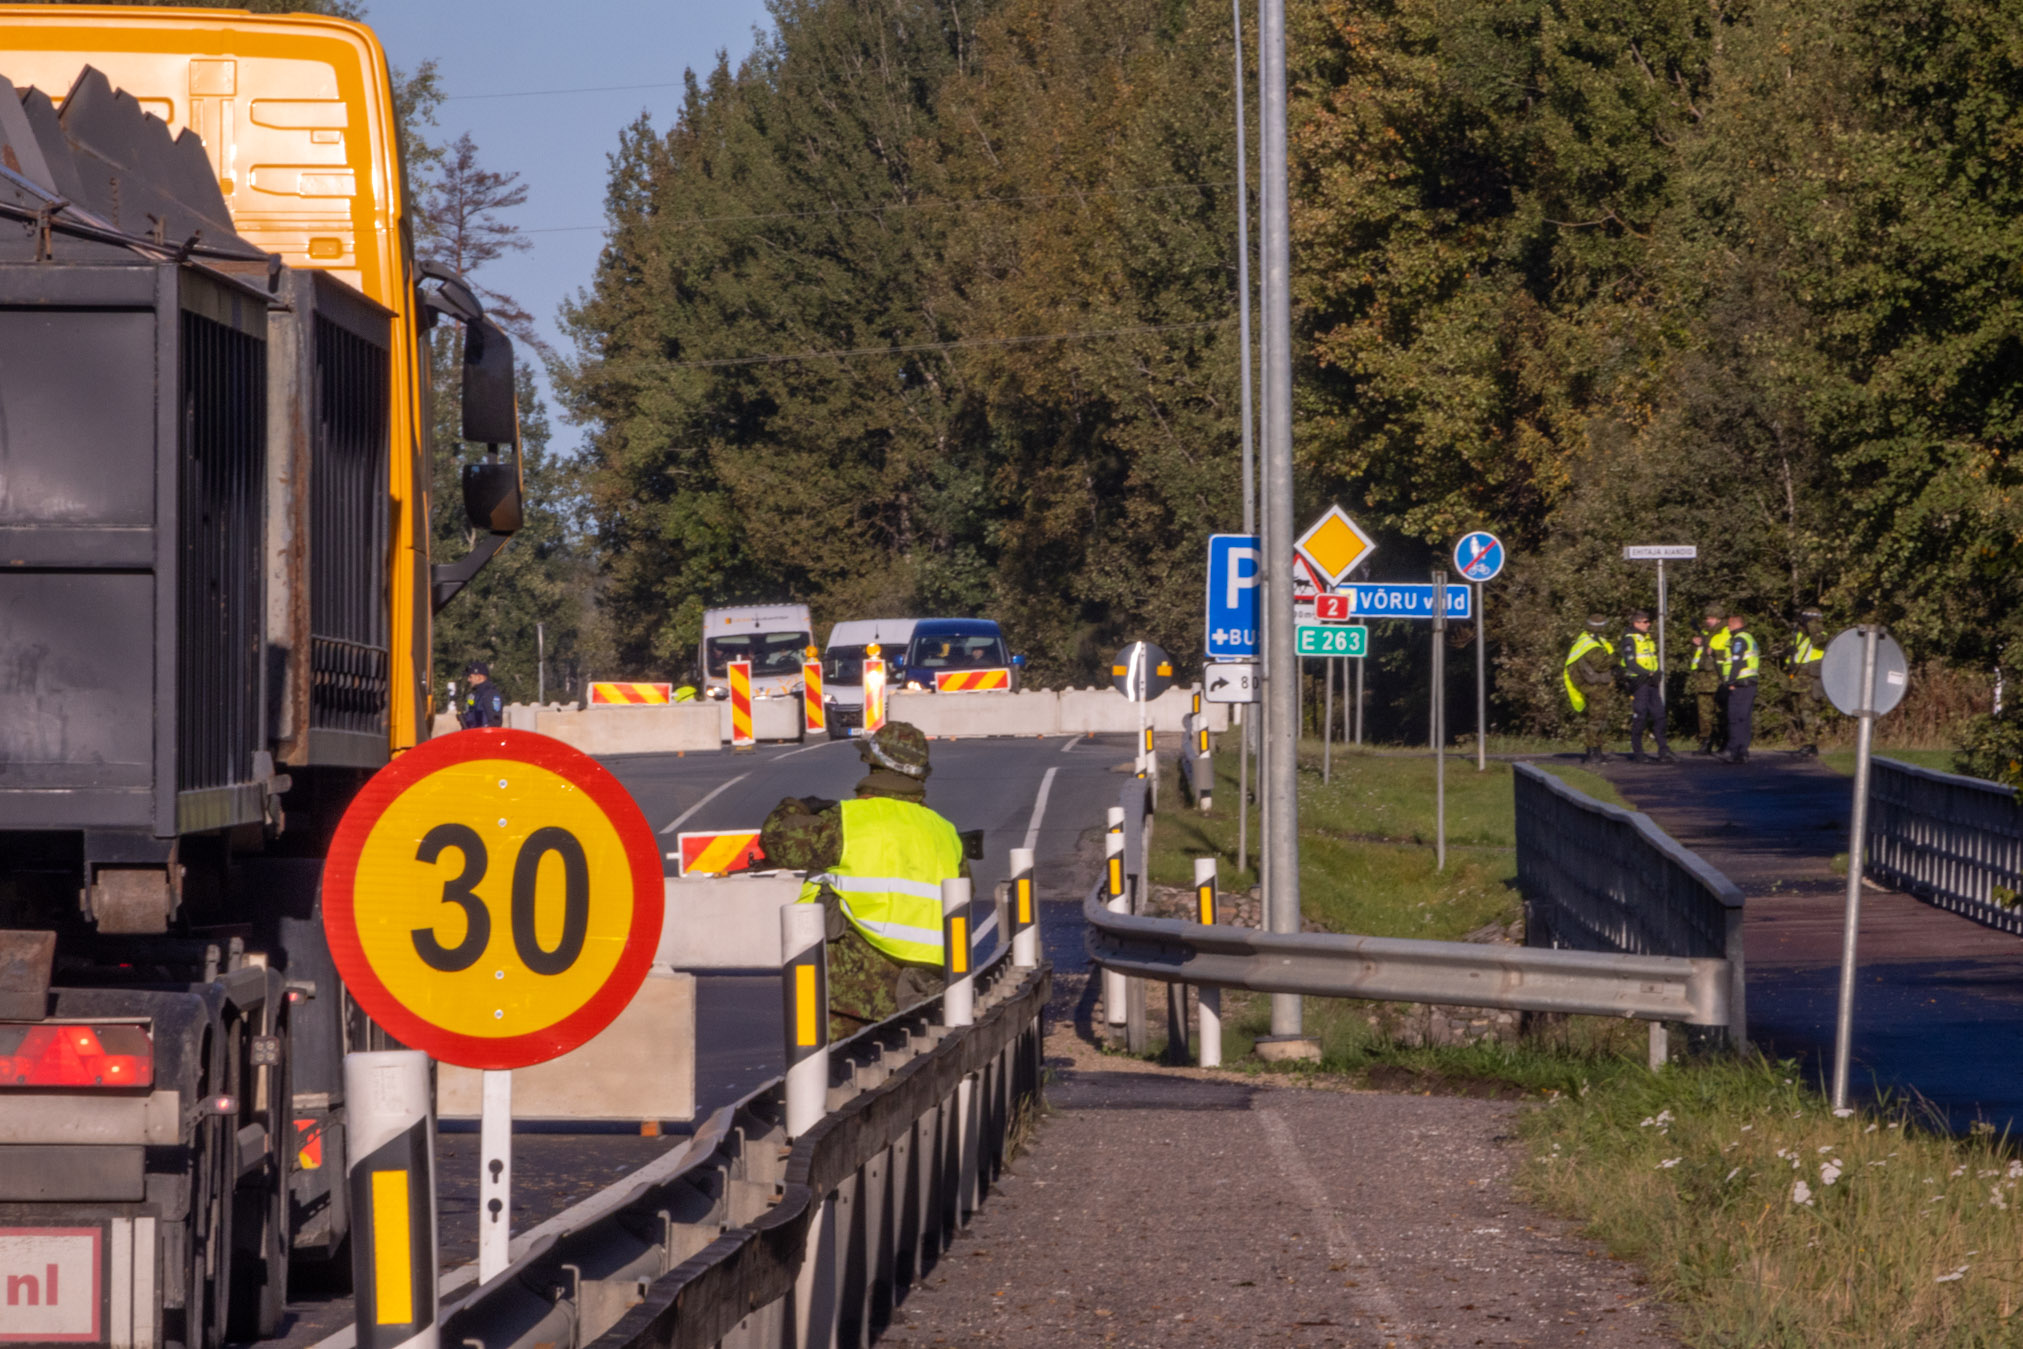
[
  {"xmin": 1113, "ymin": 641, "xmax": 1175, "ymax": 806},
  {"xmin": 1453, "ymin": 532, "xmax": 1506, "ymax": 771},
  {"xmin": 1822, "ymin": 626, "xmax": 1909, "ymax": 1110},
  {"xmin": 1432, "ymin": 568, "xmax": 1448, "ymax": 871},
  {"xmin": 1622, "ymin": 545, "xmax": 1697, "ymax": 709},
  {"xmin": 323, "ymin": 729, "xmax": 664, "ymax": 1293}
]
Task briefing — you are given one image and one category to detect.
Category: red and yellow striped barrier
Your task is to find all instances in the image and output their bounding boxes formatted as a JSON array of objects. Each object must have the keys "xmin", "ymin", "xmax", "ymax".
[
  {"xmin": 675, "ymin": 830, "xmax": 764, "ymax": 876},
  {"xmin": 803, "ymin": 658, "xmax": 825, "ymax": 735},
  {"xmin": 728, "ymin": 660, "xmax": 754, "ymax": 746},
  {"xmin": 589, "ymin": 680, "xmax": 673, "ymax": 705},
  {"xmin": 933, "ymin": 668, "xmax": 1011, "ymax": 693},
  {"xmin": 863, "ymin": 655, "xmax": 887, "ymax": 733}
]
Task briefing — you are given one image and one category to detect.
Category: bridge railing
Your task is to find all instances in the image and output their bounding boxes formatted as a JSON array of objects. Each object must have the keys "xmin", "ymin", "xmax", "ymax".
[
  {"xmin": 438, "ymin": 931, "xmax": 1047, "ymax": 1349},
  {"xmin": 1512, "ymin": 763, "xmax": 1746, "ymax": 1042},
  {"xmin": 1089, "ymin": 769, "xmax": 1744, "ymax": 1060},
  {"xmin": 1866, "ymin": 757, "xmax": 2023, "ymax": 937}
]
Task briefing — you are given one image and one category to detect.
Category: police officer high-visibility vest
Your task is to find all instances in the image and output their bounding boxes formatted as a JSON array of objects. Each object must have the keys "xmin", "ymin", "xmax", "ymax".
[
  {"xmin": 1563, "ymin": 633, "xmax": 1615, "ymax": 713},
  {"xmin": 1623, "ymin": 632, "xmax": 1659, "ymax": 677},
  {"xmin": 1722, "ymin": 630, "xmax": 1761, "ymax": 684},
  {"xmin": 801, "ymin": 797, "xmax": 964, "ymax": 965},
  {"xmin": 1691, "ymin": 628, "xmax": 1730, "ymax": 674}
]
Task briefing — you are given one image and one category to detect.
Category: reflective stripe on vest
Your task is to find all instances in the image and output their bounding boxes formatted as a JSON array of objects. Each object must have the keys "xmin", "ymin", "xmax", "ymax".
[
  {"xmin": 1626, "ymin": 632, "xmax": 1658, "ymax": 673},
  {"xmin": 1563, "ymin": 633, "xmax": 1614, "ymax": 712},
  {"xmin": 796, "ymin": 796, "xmax": 964, "ymax": 965},
  {"xmin": 1724, "ymin": 631, "xmax": 1760, "ymax": 682}
]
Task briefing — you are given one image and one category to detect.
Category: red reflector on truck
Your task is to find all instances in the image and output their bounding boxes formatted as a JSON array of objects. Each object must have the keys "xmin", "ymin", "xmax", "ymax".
[{"xmin": 0, "ymin": 1023, "xmax": 154, "ymax": 1088}]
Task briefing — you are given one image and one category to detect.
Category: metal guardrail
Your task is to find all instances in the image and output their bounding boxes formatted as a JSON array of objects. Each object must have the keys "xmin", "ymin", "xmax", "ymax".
[
  {"xmin": 1866, "ymin": 757, "xmax": 2023, "ymax": 937},
  {"xmin": 1087, "ymin": 771, "xmax": 1740, "ymax": 1039},
  {"xmin": 437, "ymin": 946, "xmax": 1047, "ymax": 1349},
  {"xmin": 1513, "ymin": 763, "xmax": 1747, "ymax": 1040}
]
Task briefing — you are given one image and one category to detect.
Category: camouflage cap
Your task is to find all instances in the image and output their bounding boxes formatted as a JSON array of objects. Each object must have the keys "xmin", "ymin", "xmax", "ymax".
[
  {"xmin": 1800, "ymin": 607, "xmax": 1823, "ymax": 622},
  {"xmin": 860, "ymin": 721, "xmax": 931, "ymax": 778},
  {"xmin": 1703, "ymin": 605, "xmax": 1725, "ymax": 620},
  {"xmin": 1586, "ymin": 614, "xmax": 1610, "ymax": 632}
]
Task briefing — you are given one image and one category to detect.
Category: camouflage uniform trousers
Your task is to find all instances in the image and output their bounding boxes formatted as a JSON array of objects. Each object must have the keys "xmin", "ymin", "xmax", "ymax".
[
  {"xmin": 815, "ymin": 895, "xmax": 941, "ymax": 1041},
  {"xmin": 1789, "ymin": 674, "xmax": 1828, "ymax": 746},
  {"xmin": 1581, "ymin": 688, "xmax": 1621, "ymax": 753},
  {"xmin": 1686, "ymin": 672, "xmax": 1723, "ymax": 745}
]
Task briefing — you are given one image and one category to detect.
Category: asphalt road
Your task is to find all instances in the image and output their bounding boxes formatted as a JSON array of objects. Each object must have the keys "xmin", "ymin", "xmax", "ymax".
[
  {"xmin": 600, "ymin": 732, "xmax": 1137, "ymax": 1115},
  {"xmin": 265, "ymin": 731, "xmax": 1134, "ymax": 1347}
]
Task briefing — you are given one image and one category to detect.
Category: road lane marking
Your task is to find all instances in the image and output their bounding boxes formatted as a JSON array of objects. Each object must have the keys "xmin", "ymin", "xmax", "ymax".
[
  {"xmin": 1060, "ymin": 734, "xmax": 1087, "ymax": 753},
  {"xmin": 772, "ymin": 738, "xmax": 842, "ymax": 760},
  {"xmin": 1021, "ymin": 767, "xmax": 1059, "ymax": 855},
  {"xmin": 659, "ymin": 773, "xmax": 750, "ymax": 835},
  {"xmin": 1258, "ymin": 1105, "xmax": 1409, "ymax": 1333}
]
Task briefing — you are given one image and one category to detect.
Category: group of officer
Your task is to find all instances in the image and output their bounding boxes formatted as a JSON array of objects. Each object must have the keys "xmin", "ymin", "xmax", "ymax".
[{"xmin": 1565, "ymin": 606, "xmax": 1830, "ymax": 764}]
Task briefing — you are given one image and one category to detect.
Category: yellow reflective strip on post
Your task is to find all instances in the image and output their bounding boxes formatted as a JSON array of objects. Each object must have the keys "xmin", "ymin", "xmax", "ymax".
[
  {"xmin": 1016, "ymin": 877, "xmax": 1032, "ymax": 925},
  {"xmin": 1198, "ymin": 884, "xmax": 1214, "ymax": 925},
  {"xmin": 1107, "ymin": 856, "xmax": 1123, "ymax": 897},
  {"xmin": 371, "ymin": 1169, "xmax": 413, "ymax": 1325},
  {"xmin": 795, "ymin": 964, "xmax": 819, "ymax": 1047},
  {"xmin": 949, "ymin": 916, "xmax": 969, "ymax": 975}
]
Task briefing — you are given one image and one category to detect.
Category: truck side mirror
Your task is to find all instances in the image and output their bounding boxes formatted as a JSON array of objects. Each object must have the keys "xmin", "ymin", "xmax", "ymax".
[
  {"xmin": 462, "ymin": 316, "xmax": 518, "ymax": 446},
  {"xmin": 462, "ymin": 458, "xmax": 523, "ymax": 534}
]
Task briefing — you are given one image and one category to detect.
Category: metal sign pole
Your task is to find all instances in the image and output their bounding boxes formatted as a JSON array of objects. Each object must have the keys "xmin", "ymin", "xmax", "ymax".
[
  {"xmin": 1260, "ymin": 0, "xmax": 1303, "ymax": 1045},
  {"xmin": 1656, "ymin": 560, "xmax": 1668, "ymax": 710},
  {"xmin": 1237, "ymin": 705, "xmax": 1249, "ymax": 875},
  {"xmin": 1323, "ymin": 656, "xmax": 1333, "ymax": 784},
  {"xmin": 1353, "ymin": 655, "xmax": 1363, "ymax": 745},
  {"xmin": 478, "ymin": 1070, "xmax": 512, "ymax": 1282},
  {"xmin": 1432, "ymin": 570, "xmax": 1447, "ymax": 872},
  {"xmin": 1475, "ymin": 583, "xmax": 1486, "ymax": 771},
  {"xmin": 1831, "ymin": 625, "xmax": 1882, "ymax": 1111}
]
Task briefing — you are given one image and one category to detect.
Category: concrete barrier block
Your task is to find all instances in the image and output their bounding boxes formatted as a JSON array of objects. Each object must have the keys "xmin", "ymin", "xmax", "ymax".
[
  {"xmin": 436, "ymin": 970, "xmax": 697, "ymax": 1123},
  {"xmin": 660, "ymin": 874, "xmax": 804, "ymax": 970},
  {"xmin": 429, "ymin": 711, "xmax": 459, "ymax": 739},
  {"xmin": 887, "ymin": 689, "xmax": 1061, "ymax": 738},
  {"xmin": 538, "ymin": 704, "xmax": 720, "ymax": 755},
  {"xmin": 717, "ymin": 696, "xmax": 805, "ymax": 743}
]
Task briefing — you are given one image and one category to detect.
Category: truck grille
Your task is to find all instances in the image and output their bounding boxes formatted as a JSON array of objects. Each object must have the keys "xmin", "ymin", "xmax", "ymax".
[{"xmin": 308, "ymin": 311, "xmax": 391, "ymax": 736}]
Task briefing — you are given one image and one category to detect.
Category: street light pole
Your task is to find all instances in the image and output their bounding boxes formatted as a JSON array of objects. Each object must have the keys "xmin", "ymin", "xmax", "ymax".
[
  {"xmin": 1232, "ymin": 0, "xmax": 1257, "ymax": 881},
  {"xmin": 1259, "ymin": 0, "xmax": 1303, "ymax": 1043}
]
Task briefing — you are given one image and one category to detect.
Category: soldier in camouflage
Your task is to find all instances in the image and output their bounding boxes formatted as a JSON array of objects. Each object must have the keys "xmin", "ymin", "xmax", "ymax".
[{"xmin": 759, "ymin": 722, "xmax": 970, "ymax": 1035}]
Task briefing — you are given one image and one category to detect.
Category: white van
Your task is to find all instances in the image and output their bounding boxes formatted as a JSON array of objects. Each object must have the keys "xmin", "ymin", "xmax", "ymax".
[
  {"xmin": 822, "ymin": 618, "xmax": 918, "ymax": 735},
  {"xmin": 700, "ymin": 603, "xmax": 815, "ymax": 701}
]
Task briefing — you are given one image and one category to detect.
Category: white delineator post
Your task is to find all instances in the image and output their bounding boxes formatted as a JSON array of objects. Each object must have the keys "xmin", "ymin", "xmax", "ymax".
[
  {"xmin": 781, "ymin": 902, "xmax": 830, "ymax": 1138},
  {"xmin": 1103, "ymin": 806, "xmax": 1128, "ymax": 1028},
  {"xmin": 941, "ymin": 877, "xmax": 975, "ymax": 1031},
  {"xmin": 1194, "ymin": 857, "xmax": 1222, "ymax": 1068},
  {"xmin": 781, "ymin": 901, "xmax": 837, "ymax": 1348},
  {"xmin": 345, "ymin": 1050, "xmax": 439, "ymax": 1349},
  {"xmin": 1009, "ymin": 847, "xmax": 1039, "ymax": 969},
  {"xmin": 477, "ymin": 1070, "xmax": 511, "ymax": 1282}
]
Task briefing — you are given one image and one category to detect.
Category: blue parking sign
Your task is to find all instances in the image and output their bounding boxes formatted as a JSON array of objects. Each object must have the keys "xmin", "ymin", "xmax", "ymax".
[{"xmin": 1205, "ymin": 534, "xmax": 1260, "ymax": 660}]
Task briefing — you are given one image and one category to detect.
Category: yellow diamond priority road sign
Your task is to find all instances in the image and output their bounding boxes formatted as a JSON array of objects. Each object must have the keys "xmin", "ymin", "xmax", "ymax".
[{"xmin": 1294, "ymin": 505, "xmax": 1376, "ymax": 587}]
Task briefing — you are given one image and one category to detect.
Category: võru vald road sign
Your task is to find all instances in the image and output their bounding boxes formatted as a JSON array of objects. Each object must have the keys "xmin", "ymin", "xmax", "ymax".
[
  {"xmin": 1297, "ymin": 624, "xmax": 1367, "ymax": 658},
  {"xmin": 1323, "ymin": 582, "xmax": 1472, "ymax": 620}
]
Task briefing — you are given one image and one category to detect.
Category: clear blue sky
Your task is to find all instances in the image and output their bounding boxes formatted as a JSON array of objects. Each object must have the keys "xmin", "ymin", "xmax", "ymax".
[{"xmin": 368, "ymin": 1, "xmax": 778, "ymax": 454}]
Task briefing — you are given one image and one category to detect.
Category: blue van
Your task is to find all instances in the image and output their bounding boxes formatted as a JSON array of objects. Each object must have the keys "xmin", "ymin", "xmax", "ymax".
[{"xmin": 903, "ymin": 618, "xmax": 1023, "ymax": 690}]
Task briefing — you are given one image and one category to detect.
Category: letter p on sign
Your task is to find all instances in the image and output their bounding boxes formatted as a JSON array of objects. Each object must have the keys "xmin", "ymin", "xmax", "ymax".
[{"xmin": 1226, "ymin": 546, "xmax": 1257, "ymax": 610}]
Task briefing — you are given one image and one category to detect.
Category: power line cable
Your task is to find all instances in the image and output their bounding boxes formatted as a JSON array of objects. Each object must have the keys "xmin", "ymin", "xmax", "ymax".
[
  {"xmin": 521, "ymin": 180, "xmax": 1232, "ymax": 236},
  {"xmin": 671, "ymin": 318, "xmax": 1231, "ymax": 369}
]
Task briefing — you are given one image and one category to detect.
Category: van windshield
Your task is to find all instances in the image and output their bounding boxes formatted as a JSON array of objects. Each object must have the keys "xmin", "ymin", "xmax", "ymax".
[
  {"xmin": 906, "ymin": 629, "xmax": 1007, "ymax": 671},
  {"xmin": 705, "ymin": 631, "xmax": 812, "ymax": 678},
  {"xmin": 824, "ymin": 646, "xmax": 869, "ymax": 685}
]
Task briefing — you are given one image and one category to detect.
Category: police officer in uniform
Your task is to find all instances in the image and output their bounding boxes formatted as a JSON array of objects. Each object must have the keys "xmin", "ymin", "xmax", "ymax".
[
  {"xmin": 459, "ymin": 661, "xmax": 505, "ymax": 729},
  {"xmin": 1786, "ymin": 607, "xmax": 1828, "ymax": 755},
  {"xmin": 1620, "ymin": 611, "xmax": 1676, "ymax": 763},
  {"xmin": 1685, "ymin": 606, "xmax": 1729, "ymax": 755},
  {"xmin": 1721, "ymin": 610, "xmax": 1761, "ymax": 762},
  {"xmin": 1564, "ymin": 614, "xmax": 1620, "ymax": 764},
  {"xmin": 759, "ymin": 722, "xmax": 969, "ymax": 1027}
]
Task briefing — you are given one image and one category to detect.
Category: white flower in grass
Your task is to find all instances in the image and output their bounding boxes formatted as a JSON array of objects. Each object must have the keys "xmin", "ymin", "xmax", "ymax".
[
  {"xmin": 1817, "ymin": 1145, "xmax": 1835, "ymax": 1154},
  {"xmin": 1936, "ymin": 1266, "xmax": 1968, "ymax": 1284},
  {"xmin": 1658, "ymin": 1157, "xmax": 1681, "ymax": 1169},
  {"xmin": 1833, "ymin": 1107, "xmax": 1854, "ymax": 1118},
  {"xmin": 2008, "ymin": 1161, "xmax": 2023, "ymax": 1180},
  {"xmin": 1820, "ymin": 1160, "xmax": 1843, "ymax": 1186},
  {"xmin": 1990, "ymin": 1188, "xmax": 2009, "ymax": 1212},
  {"xmin": 1865, "ymin": 1123, "xmax": 1879, "ymax": 1134},
  {"xmin": 1725, "ymin": 1167, "xmax": 1742, "ymax": 1183},
  {"xmin": 1791, "ymin": 1180, "xmax": 1814, "ymax": 1206},
  {"xmin": 1953, "ymin": 1165, "xmax": 1968, "ymax": 1178}
]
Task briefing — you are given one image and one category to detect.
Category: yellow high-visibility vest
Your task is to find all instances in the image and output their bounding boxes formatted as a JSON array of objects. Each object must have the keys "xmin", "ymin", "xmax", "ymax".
[
  {"xmin": 800, "ymin": 797, "xmax": 964, "ymax": 965},
  {"xmin": 1625, "ymin": 632, "xmax": 1659, "ymax": 673},
  {"xmin": 1792, "ymin": 632, "xmax": 1823, "ymax": 668},
  {"xmin": 1563, "ymin": 633, "xmax": 1615, "ymax": 712},
  {"xmin": 1723, "ymin": 631, "xmax": 1761, "ymax": 683}
]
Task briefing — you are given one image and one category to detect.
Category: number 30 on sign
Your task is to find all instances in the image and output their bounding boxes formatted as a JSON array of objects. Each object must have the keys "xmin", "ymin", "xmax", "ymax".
[{"xmin": 321, "ymin": 729, "xmax": 665, "ymax": 1070}]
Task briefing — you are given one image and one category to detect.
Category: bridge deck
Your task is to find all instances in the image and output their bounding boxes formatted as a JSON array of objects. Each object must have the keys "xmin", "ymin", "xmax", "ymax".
[{"xmin": 1597, "ymin": 753, "xmax": 2023, "ymax": 1131}]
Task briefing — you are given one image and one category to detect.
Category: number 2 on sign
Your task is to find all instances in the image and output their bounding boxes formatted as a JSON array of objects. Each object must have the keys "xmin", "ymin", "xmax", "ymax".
[{"xmin": 412, "ymin": 823, "xmax": 591, "ymax": 976}]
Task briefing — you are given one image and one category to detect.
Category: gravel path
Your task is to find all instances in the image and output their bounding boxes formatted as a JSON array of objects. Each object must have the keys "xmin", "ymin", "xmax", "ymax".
[{"xmin": 879, "ymin": 951, "xmax": 1680, "ymax": 1347}]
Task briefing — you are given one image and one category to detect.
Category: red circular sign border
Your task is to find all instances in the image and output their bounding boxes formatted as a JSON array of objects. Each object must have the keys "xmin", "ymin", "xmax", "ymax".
[{"xmin": 322, "ymin": 729, "xmax": 665, "ymax": 1071}]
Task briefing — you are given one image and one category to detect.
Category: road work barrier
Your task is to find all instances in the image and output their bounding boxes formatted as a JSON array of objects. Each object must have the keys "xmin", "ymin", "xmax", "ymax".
[
  {"xmin": 424, "ymin": 912, "xmax": 1047, "ymax": 1349},
  {"xmin": 886, "ymin": 684, "xmax": 1229, "ymax": 739},
  {"xmin": 1089, "ymin": 766, "xmax": 1744, "ymax": 1068},
  {"xmin": 1865, "ymin": 757, "xmax": 2023, "ymax": 938},
  {"xmin": 1513, "ymin": 763, "xmax": 1747, "ymax": 1047}
]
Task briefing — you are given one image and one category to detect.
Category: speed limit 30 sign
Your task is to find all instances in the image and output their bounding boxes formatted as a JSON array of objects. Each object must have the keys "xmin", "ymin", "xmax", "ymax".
[{"xmin": 323, "ymin": 729, "xmax": 665, "ymax": 1070}]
